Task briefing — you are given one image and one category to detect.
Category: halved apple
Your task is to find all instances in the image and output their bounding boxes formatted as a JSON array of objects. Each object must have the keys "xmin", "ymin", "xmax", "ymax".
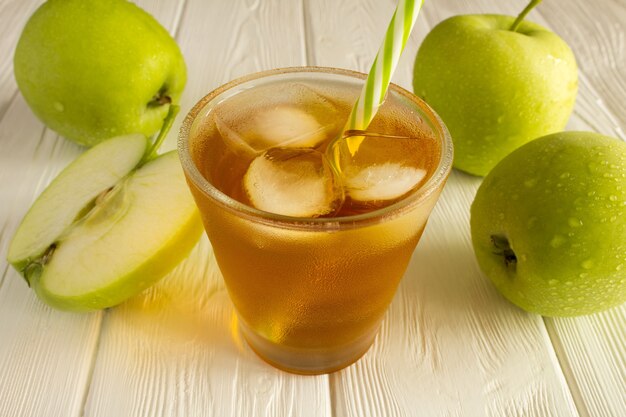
[{"xmin": 7, "ymin": 134, "xmax": 203, "ymax": 311}]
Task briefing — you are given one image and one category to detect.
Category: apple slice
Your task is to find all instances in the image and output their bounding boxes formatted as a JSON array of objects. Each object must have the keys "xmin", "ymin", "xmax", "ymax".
[{"xmin": 7, "ymin": 134, "xmax": 203, "ymax": 311}]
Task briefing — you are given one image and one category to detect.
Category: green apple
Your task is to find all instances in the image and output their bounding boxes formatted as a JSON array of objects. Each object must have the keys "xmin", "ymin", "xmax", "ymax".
[
  {"xmin": 470, "ymin": 131, "xmax": 626, "ymax": 316},
  {"xmin": 7, "ymin": 126, "xmax": 203, "ymax": 311},
  {"xmin": 14, "ymin": 0, "xmax": 186, "ymax": 147},
  {"xmin": 413, "ymin": 0, "xmax": 578, "ymax": 176}
]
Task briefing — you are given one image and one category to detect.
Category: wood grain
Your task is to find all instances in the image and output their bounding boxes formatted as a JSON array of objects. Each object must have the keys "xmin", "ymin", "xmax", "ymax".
[
  {"xmin": 0, "ymin": 0, "xmax": 624, "ymax": 416},
  {"xmin": 529, "ymin": 2, "xmax": 626, "ymax": 416},
  {"xmin": 82, "ymin": 1, "xmax": 332, "ymax": 416},
  {"xmin": 0, "ymin": 0, "xmax": 43, "ymax": 120},
  {"xmin": 0, "ymin": 73, "xmax": 99, "ymax": 417},
  {"xmin": 538, "ymin": 0, "xmax": 625, "ymax": 137},
  {"xmin": 0, "ymin": 3, "xmax": 183, "ymax": 417},
  {"xmin": 330, "ymin": 172, "xmax": 579, "ymax": 416},
  {"xmin": 85, "ymin": 238, "xmax": 331, "ymax": 417},
  {"xmin": 545, "ymin": 305, "xmax": 626, "ymax": 417},
  {"xmin": 305, "ymin": 0, "xmax": 624, "ymax": 416}
]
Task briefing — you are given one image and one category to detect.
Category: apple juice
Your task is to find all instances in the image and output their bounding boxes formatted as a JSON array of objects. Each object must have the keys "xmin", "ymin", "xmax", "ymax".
[{"xmin": 179, "ymin": 67, "xmax": 453, "ymax": 374}]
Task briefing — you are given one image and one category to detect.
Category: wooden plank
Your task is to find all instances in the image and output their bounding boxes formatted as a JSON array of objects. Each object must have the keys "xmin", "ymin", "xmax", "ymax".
[
  {"xmin": 0, "ymin": 3, "xmax": 185, "ymax": 417},
  {"xmin": 304, "ymin": 0, "xmax": 624, "ymax": 415},
  {"xmin": 538, "ymin": 0, "xmax": 625, "ymax": 137},
  {"xmin": 529, "ymin": 2, "xmax": 626, "ymax": 416},
  {"xmin": 83, "ymin": 1, "xmax": 332, "ymax": 416},
  {"xmin": 0, "ymin": 0, "xmax": 44, "ymax": 120},
  {"xmin": 85, "ymin": 238, "xmax": 331, "ymax": 417},
  {"xmin": 302, "ymin": 0, "xmax": 425, "ymax": 90},
  {"xmin": 330, "ymin": 171, "xmax": 579, "ymax": 416},
  {"xmin": 545, "ymin": 306, "xmax": 626, "ymax": 417},
  {"xmin": 0, "ymin": 0, "xmax": 623, "ymax": 416},
  {"xmin": 0, "ymin": 2, "xmax": 102, "ymax": 416},
  {"xmin": 0, "ymin": 72, "xmax": 100, "ymax": 417}
]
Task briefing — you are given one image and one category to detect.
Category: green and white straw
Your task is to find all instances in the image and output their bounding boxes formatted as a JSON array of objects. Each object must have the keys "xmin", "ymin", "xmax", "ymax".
[{"xmin": 344, "ymin": 0, "xmax": 424, "ymax": 155}]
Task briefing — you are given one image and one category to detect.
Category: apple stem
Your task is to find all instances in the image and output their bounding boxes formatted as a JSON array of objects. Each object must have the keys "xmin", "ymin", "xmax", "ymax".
[
  {"xmin": 142, "ymin": 104, "xmax": 180, "ymax": 164},
  {"xmin": 510, "ymin": 0, "xmax": 542, "ymax": 32},
  {"xmin": 149, "ymin": 90, "xmax": 172, "ymax": 107}
]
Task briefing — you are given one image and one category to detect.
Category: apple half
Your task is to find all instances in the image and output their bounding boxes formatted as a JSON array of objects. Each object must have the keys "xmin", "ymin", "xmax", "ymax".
[{"xmin": 7, "ymin": 134, "xmax": 203, "ymax": 311}]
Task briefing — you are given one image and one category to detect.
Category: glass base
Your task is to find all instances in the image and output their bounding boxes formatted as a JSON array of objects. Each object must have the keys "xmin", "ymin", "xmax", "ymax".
[{"xmin": 239, "ymin": 319, "xmax": 381, "ymax": 375}]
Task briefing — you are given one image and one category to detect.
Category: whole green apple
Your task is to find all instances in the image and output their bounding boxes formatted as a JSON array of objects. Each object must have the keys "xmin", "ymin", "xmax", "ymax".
[
  {"xmin": 413, "ymin": 0, "xmax": 578, "ymax": 176},
  {"xmin": 470, "ymin": 131, "xmax": 626, "ymax": 316},
  {"xmin": 14, "ymin": 0, "xmax": 186, "ymax": 147}
]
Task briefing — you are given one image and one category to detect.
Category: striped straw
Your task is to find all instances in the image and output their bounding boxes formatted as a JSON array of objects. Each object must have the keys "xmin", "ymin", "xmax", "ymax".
[{"xmin": 343, "ymin": 0, "xmax": 424, "ymax": 155}]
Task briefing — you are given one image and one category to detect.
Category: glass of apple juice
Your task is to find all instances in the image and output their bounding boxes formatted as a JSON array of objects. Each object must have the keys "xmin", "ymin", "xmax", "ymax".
[{"xmin": 178, "ymin": 67, "xmax": 453, "ymax": 374}]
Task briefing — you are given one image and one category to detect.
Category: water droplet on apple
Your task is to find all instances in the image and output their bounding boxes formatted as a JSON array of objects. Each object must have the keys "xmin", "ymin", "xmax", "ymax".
[
  {"xmin": 53, "ymin": 101, "xmax": 64, "ymax": 112},
  {"xmin": 587, "ymin": 162, "xmax": 598, "ymax": 173},
  {"xmin": 568, "ymin": 217, "xmax": 583, "ymax": 228},
  {"xmin": 579, "ymin": 272, "xmax": 588, "ymax": 279},
  {"xmin": 581, "ymin": 259, "xmax": 594, "ymax": 270},
  {"xmin": 609, "ymin": 195, "xmax": 618, "ymax": 201},
  {"xmin": 550, "ymin": 235, "xmax": 566, "ymax": 248},
  {"xmin": 565, "ymin": 281, "xmax": 573, "ymax": 286},
  {"xmin": 617, "ymin": 264, "xmax": 623, "ymax": 271},
  {"xmin": 548, "ymin": 279, "xmax": 559, "ymax": 286},
  {"xmin": 524, "ymin": 178, "xmax": 538, "ymax": 188},
  {"xmin": 610, "ymin": 216, "xmax": 617, "ymax": 222},
  {"xmin": 559, "ymin": 172, "xmax": 570, "ymax": 179},
  {"xmin": 497, "ymin": 115, "xmax": 504, "ymax": 124}
]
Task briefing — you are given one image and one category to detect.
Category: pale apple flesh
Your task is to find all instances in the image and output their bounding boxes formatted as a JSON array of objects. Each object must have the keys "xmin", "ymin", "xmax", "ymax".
[
  {"xmin": 8, "ymin": 135, "xmax": 203, "ymax": 311},
  {"xmin": 8, "ymin": 134, "xmax": 148, "ymax": 274}
]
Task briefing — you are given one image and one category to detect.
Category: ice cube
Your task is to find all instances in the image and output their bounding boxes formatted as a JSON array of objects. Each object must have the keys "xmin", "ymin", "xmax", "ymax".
[
  {"xmin": 251, "ymin": 106, "xmax": 327, "ymax": 148},
  {"xmin": 214, "ymin": 113, "xmax": 257, "ymax": 157},
  {"xmin": 213, "ymin": 82, "xmax": 341, "ymax": 153},
  {"xmin": 330, "ymin": 131, "xmax": 430, "ymax": 204},
  {"xmin": 343, "ymin": 163, "xmax": 426, "ymax": 202},
  {"xmin": 243, "ymin": 147, "xmax": 344, "ymax": 217}
]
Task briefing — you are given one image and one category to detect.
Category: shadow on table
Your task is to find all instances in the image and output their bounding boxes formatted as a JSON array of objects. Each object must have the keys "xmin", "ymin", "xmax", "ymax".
[{"xmin": 104, "ymin": 235, "xmax": 265, "ymax": 368}]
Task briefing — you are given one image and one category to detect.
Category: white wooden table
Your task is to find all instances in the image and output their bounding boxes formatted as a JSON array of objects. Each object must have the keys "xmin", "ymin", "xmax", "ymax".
[{"xmin": 1, "ymin": 1, "xmax": 624, "ymax": 416}]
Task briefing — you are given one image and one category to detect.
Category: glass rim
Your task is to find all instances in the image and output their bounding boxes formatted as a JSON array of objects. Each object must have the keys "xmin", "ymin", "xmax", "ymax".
[{"xmin": 178, "ymin": 66, "xmax": 453, "ymax": 231}]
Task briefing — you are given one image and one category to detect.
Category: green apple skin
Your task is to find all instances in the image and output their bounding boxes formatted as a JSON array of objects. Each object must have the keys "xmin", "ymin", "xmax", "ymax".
[
  {"xmin": 413, "ymin": 15, "xmax": 578, "ymax": 176},
  {"xmin": 471, "ymin": 132, "xmax": 626, "ymax": 317},
  {"xmin": 14, "ymin": 0, "xmax": 186, "ymax": 147},
  {"xmin": 8, "ymin": 135, "xmax": 203, "ymax": 312},
  {"xmin": 32, "ymin": 162, "xmax": 204, "ymax": 312}
]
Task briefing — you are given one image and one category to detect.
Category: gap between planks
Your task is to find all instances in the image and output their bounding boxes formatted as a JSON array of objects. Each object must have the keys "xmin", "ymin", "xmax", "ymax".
[{"xmin": 74, "ymin": 1, "xmax": 192, "ymax": 416}]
